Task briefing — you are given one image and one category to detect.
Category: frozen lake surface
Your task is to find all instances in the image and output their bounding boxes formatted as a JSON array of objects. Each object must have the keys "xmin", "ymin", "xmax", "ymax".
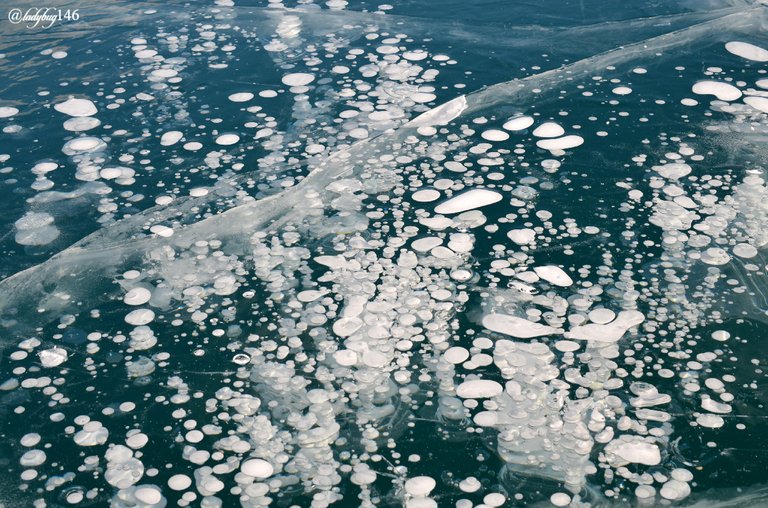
[{"xmin": 2, "ymin": 0, "xmax": 768, "ymax": 506}]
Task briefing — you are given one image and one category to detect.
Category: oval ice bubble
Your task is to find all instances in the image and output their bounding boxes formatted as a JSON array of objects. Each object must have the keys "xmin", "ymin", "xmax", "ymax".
[
  {"xmin": 725, "ymin": 41, "xmax": 768, "ymax": 62},
  {"xmin": 281, "ymin": 73, "xmax": 315, "ymax": 87},
  {"xmin": 456, "ymin": 379, "xmax": 503, "ymax": 398},
  {"xmin": 502, "ymin": 115, "xmax": 534, "ymax": 131},
  {"xmin": 241, "ymin": 458, "xmax": 274, "ymax": 478},
  {"xmin": 532, "ymin": 122, "xmax": 565, "ymax": 138},
  {"xmin": 124, "ymin": 287, "xmax": 152, "ymax": 306},
  {"xmin": 0, "ymin": 106, "xmax": 20, "ymax": 118},
  {"xmin": 744, "ymin": 96, "xmax": 768, "ymax": 114},
  {"xmin": 160, "ymin": 130, "xmax": 183, "ymax": 146},
  {"xmin": 434, "ymin": 189, "xmax": 502, "ymax": 214},
  {"xmin": 54, "ymin": 97, "xmax": 97, "ymax": 117},
  {"xmin": 216, "ymin": 133, "xmax": 240, "ymax": 145},
  {"xmin": 691, "ymin": 81, "xmax": 742, "ymax": 101},
  {"xmin": 536, "ymin": 135, "xmax": 584, "ymax": 151},
  {"xmin": 404, "ymin": 476, "xmax": 436, "ymax": 497},
  {"xmin": 228, "ymin": 92, "xmax": 254, "ymax": 102}
]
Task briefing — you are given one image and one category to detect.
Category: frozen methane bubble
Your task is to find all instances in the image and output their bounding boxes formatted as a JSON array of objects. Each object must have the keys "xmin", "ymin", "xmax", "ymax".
[
  {"xmin": 111, "ymin": 484, "xmax": 165, "ymax": 507},
  {"xmin": 14, "ymin": 212, "xmax": 59, "ymax": 246},
  {"xmin": 53, "ymin": 97, "xmax": 97, "ymax": 117},
  {"xmin": 725, "ymin": 41, "xmax": 768, "ymax": 62},
  {"xmin": 700, "ymin": 247, "xmax": 731, "ymax": 266},
  {"xmin": 434, "ymin": 189, "xmax": 502, "ymax": 214},
  {"xmin": 20, "ymin": 433, "xmax": 41, "ymax": 447},
  {"xmin": 332, "ymin": 317, "xmax": 363, "ymax": 337},
  {"xmin": 502, "ymin": 115, "xmax": 534, "ymax": 131},
  {"xmin": 459, "ymin": 477, "xmax": 481, "ymax": 493},
  {"xmin": 228, "ymin": 92, "xmax": 254, "ymax": 102},
  {"xmin": 565, "ymin": 310, "xmax": 645, "ymax": 343},
  {"xmin": 74, "ymin": 421, "xmax": 109, "ymax": 446},
  {"xmin": 550, "ymin": 493, "xmax": 572, "ymax": 507},
  {"xmin": 733, "ymin": 243, "xmax": 758, "ymax": 258},
  {"xmin": 160, "ymin": 131, "xmax": 183, "ymax": 146},
  {"xmin": 129, "ymin": 326, "xmax": 157, "ymax": 350},
  {"xmin": 412, "ymin": 189, "xmax": 441, "ymax": 202},
  {"xmin": 126, "ymin": 431, "xmax": 148, "ymax": 449},
  {"xmin": 744, "ymin": 96, "xmax": 768, "ymax": 114},
  {"xmin": 127, "ymin": 357, "xmax": 156, "ymax": 377},
  {"xmin": 404, "ymin": 476, "xmax": 436, "ymax": 497},
  {"xmin": 533, "ymin": 265, "xmax": 573, "ymax": 287},
  {"xmin": 456, "ymin": 379, "xmax": 503, "ymax": 398},
  {"xmin": 482, "ymin": 313, "xmax": 562, "ymax": 338},
  {"xmin": 660, "ymin": 480, "xmax": 692, "ymax": 501},
  {"xmin": 691, "ymin": 81, "xmax": 742, "ymax": 101},
  {"xmin": 297, "ymin": 289, "xmax": 326, "ymax": 302},
  {"xmin": 481, "ymin": 129, "xmax": 509, "ymax": 141},
  {"xmin": 167, "ymin": 474, "xmax": 192, "ymax": 491},
  {"xmin": 507, "ymin": 228, "xmax": 536, "ymax": 245},
  {"xmin": 105, "ymin": 445, "xmax": 143, "ymax": 488},
  {"xmin": 14, "ymin": 213, "xmax": 54, "ymax": 231},
  {"xmin": 333, "ymin": 349, "xmax": 357, "ymax": 366},
  {"xmin": 444, "ymin": 161, "xmax": 467, "ymax": 172},
  {"xmin": 63, "ymin": 116, "xmax": 100, "ymax": 131},
  {"xmin": 241, "ymin": 458, "xmax": 274, "ymax": 478},
  {"xmin": 351, "ymin": 464, "xmax": 377, "ymax": 486},
  {"xmin": 62, "ymin": 136, "xmax": 105, "ymax": 154},
  {"xmin": 124, "ymin": 287, "xmax": 152, "ymax": 305},
  {"xmin": 0, "ymin": 106, "xmax": 19, "ymax": 118},
  {"xmin": 38, "ymin": 347, "xmax": 68, "ymax": 367},
  {"xmin": 216, "ymin": 134, "xmax": 240, "ymax": 146},
  {"xmin": 125, "ymin": 309, "xmax": 155, "ymax": 325},
  {"xmin": 653, "ymin": 162, "xmax": 691, "ymax": 179},
  {"xmin": 20, "ymin": 449, "xmax": 46, "ymax": 467},
  {"xmin": 412, "ymin": 237, "xmax": 442, "ymax": 252},
  {"xmin": 134, "ymin": 486, "xmax": 163, "ymax": 505},
  {"xmin": 604, "ymin": 436, "xmax": 661, "ymax": 466},
  {"xmin": 532, "ymin": 122, "xmax": 565, "ymax": 138},
  {"xmin": 697, "ymin": 414, "xmax": 725, "ymax": 428},
  {"xmin": 444, "ymin": 347, "xmax": 470, "ymax": 364},
  {"xmin": 555, "ymin": 340, "xmax": 580, "ymax": 352},
  {"xmin": 536, "ymin": 135, "xmax": 584, "ymax": 151},
  {"xmin": 232, "ymin": 353, "xmax": 250, "ymax": 365},
  {"xmin": 588, "ymin": 308, "xmax": 616, "ymax": 324},
  {"xmin": 281, "ymin": 73, "xmax": 315, "ymax": 87}
]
